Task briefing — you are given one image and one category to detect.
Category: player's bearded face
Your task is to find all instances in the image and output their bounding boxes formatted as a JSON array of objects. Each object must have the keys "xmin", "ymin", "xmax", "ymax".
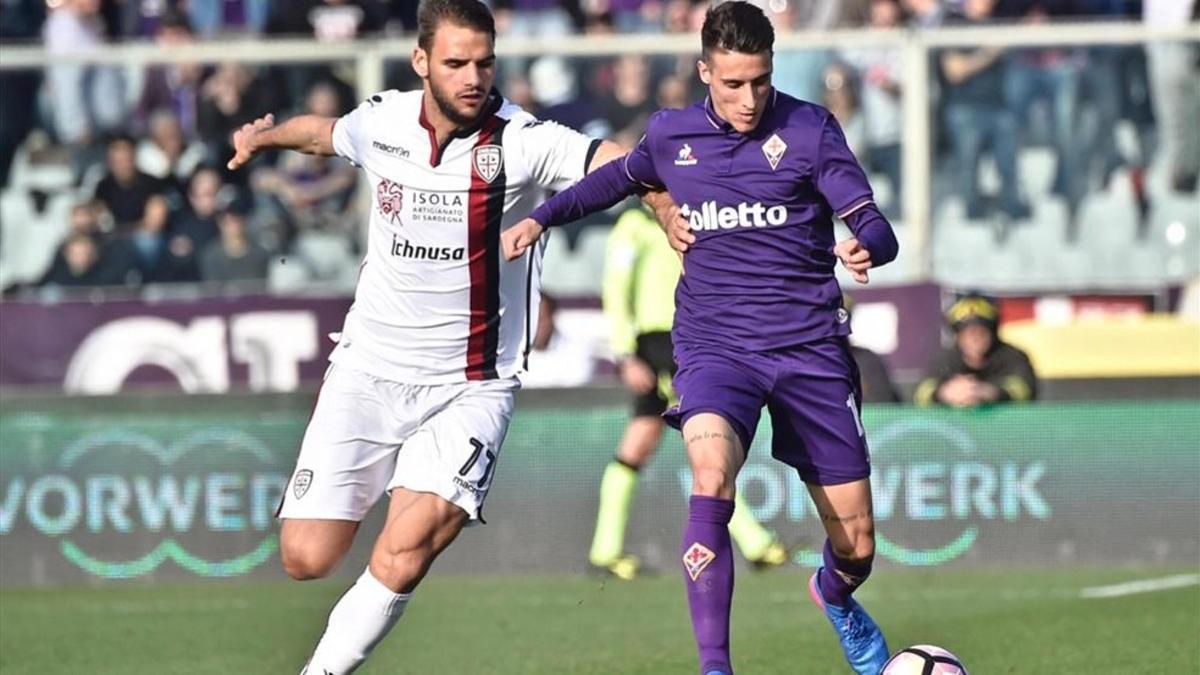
[
  {"xmin": 418, "ymin": 24, "xmax": 497, "ymax": 126},
  {"xmin": 698, "ymin": 50, "xmax": 774, "ymax": 133}
]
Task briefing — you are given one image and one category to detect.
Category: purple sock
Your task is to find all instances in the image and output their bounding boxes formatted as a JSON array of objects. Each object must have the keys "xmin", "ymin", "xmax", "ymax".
[
  {"xmin": 818, "ymin": 539, "xmax": 874, "ymax": 607},
  {"xmin": 682, "ymin": 495, "xmax": 736, "ymax": 674}
]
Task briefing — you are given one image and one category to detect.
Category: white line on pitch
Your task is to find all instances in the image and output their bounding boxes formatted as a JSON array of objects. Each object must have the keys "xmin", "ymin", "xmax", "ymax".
[{"xmin": 1079, "ymin": 574, "xmax": 1200, "ymax": 599}]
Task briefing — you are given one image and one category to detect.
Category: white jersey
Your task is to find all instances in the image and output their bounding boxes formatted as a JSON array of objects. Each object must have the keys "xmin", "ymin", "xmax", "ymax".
[{"xmin": 329, "ymin": 89, "xmax": 600, "ymax": 384}]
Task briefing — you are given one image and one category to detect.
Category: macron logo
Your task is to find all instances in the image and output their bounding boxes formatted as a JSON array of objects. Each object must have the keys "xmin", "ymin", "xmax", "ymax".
[{"xmin": 679, "ymin": 201, "xmax": 787, "ymax": 231}]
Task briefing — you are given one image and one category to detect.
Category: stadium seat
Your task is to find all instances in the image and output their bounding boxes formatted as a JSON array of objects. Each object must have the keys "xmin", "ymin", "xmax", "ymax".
[
  {"xmin": 1077, "ymin": 191, "xmax": 1139, "ymax": 247},
  {"xmin": 932, "ymin": 199, "xmax": 996, "ymax": 287},
  {"xmin": 1017, "ymin": 147, "xmax": 1057, "ymax": 198},
  {"xmin": 1003, "ymin": 197, "xmax": 1068, "ymax": 287},
  {"xmin": 267, "ymin": 253, "xmax": 313, "ymax": 293},
  {"xmin": 292, "ymin": 231, "xmax": 359, "ymax": 290},
  {"xmin": 1148, "ymin": 195, "xmax": 1200, "ymax": 281}
]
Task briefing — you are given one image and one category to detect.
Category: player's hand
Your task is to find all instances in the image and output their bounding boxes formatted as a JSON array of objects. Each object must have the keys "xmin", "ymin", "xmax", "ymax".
[
  {"xmin": 227, "ymin": 114, "xmax": 275, "ymax": 171},
  {"xmin": 646, "ymin": 190, "xmax": 694, "ymax": 255},
  {"xmin": 835, "ymin": 237, "xmax": 872, "ymax": 284},
  {"xmin": 938, "ymin": 375, "xmax": 978, "ymax": 408},
  {"xmin": 502, "ymin": 218, "xmax": 544, "ymax": 261},
  {"xmin": 619, "ymin": 356, "xmax": 657, "ymax": 395}
]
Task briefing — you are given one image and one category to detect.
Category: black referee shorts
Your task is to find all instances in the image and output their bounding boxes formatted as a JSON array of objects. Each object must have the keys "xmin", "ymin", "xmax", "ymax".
[{"xmin": 632, "ymin": 332, "xmax": 676, "ymax": 418}]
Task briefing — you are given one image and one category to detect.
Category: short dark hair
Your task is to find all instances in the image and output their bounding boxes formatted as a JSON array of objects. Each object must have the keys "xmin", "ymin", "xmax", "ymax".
[
  {"xmin": 701, "ymin": 1, "xmax": 775, "ymax": 60},
  {"xmin": 417, "ymin": 0, "xmax": 496, "ymax": 52}
]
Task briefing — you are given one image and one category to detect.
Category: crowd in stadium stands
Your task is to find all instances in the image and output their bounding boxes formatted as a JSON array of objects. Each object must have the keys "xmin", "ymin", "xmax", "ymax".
[{"xmin": 0, "ymin": 0, "xmax": 1196, "ymax": 293}]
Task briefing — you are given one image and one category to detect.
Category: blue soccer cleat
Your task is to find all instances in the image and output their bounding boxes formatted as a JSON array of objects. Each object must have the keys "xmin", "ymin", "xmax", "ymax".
[{"xmin": 809, "ymin": 570, "xmax": 889, "ymax": 675}]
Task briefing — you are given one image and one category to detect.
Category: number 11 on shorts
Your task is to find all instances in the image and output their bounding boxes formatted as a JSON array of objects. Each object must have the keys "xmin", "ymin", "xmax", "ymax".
[
  {"xmin": 459, "ymin": 437, "xmax": 497, "ymax": 489},
  {"xmin": 845, "ymin": 394, "xmax": 865, "ymax": 437}
]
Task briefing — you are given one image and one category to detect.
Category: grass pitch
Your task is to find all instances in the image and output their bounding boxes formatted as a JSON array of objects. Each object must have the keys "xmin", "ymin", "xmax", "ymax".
[{"xmin": 2, "ymin": 566, "xmax": 1197, "ymax": 674}]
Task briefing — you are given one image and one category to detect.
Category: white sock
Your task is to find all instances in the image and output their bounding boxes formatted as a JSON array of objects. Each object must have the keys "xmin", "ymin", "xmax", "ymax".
[{"xmin": 302, "ymin": 568, "xmax": 411, "ymax": 675}]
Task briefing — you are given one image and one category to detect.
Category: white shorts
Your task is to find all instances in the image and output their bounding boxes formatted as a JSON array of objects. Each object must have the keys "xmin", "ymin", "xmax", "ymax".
[{"xmin": 277, "ymin": 363, "xmax": 519, "ymax": 523}]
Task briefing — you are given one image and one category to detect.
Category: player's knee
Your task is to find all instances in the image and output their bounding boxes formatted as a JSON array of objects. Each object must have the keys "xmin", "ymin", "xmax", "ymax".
[
  {"xmin": 369, "ymin": 547, "xmax": 431, "ymax": 592},
  {"xmin": 280, "ymin": 543, "xmax": 341, "ymax": 581},
  {"xmin": 831, "ymin": 533, "xmax": 875, "ymax": 563},
  {"xmin": 691, "ymin": 466, "xmax": 736, "ymax": 498},
  {"xmin": 617, "ymin": 440, "xmax": 656, "ymax": 468}
]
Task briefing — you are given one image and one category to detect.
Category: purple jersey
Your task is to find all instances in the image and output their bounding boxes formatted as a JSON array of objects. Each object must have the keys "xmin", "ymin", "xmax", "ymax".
[{"xmin": 626, "ymin": 90, "xmax": 879, "ymax": 352}]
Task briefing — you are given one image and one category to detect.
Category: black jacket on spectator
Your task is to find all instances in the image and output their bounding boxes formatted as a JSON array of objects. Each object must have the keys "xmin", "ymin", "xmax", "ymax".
[
  {"xmin": 93, "ymin": 172, "xmax": 165, "ymax": 229},
  {"xmin": 851, "ymin": 345, "xmax": 901, "ymax": 404}
]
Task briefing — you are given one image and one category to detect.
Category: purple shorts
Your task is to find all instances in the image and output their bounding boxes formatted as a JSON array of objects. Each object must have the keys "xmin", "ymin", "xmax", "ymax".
[{"xmin": 663, "ymin": 336, "xmax": 870, "ymax": 486}]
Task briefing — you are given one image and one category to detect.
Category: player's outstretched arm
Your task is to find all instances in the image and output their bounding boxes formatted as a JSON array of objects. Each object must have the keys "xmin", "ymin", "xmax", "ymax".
[{"xmin": 226, "ymin": 114, "xmax": 337, "ymax": 171}]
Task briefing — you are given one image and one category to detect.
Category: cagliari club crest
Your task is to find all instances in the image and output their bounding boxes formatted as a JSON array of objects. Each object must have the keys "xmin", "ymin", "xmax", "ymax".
[{"xmin": 473, "ymin": 145, "xmax": 504, "ymax": 184}]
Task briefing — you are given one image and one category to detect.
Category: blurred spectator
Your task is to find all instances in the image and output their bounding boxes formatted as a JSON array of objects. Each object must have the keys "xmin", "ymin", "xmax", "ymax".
[
  {"xmin": 39, "ymin": 233, "xmax": 103, "ymax": 287},
  {"xmin": 128, "ymin": 194, "xmax": 172, "ymax": 278},
  {"xmin": 593, "ymin": 0, "xmax": 663, "ymax": 33},
  {"xmin": 1144, "ymin": 0, "xmax": 1200, "ymax": 192},
  {"xmin": 901, "ymin": 0, "xmax": 944, "ymax": 27},
  {"xmin": 251, "ymin": 81, "xmax": 356, "ymax": 244},
  {"xmin": 938, "ymin": 0, "xmax": 1029, "ymax": 220},
  {"xmin": 914, "ymin": 295, "xmax": 1038, "ymax": 407},
  {"xmin": 154, "ymin": 166, "xmax": 228, "ymax": 282},
  {"xmin": 839, "ymin": 0, "xmax": 905, "ymax": 215},
  {"xmin": 529, "ymin": 56, "xmax": 612, "ymax": 140},
  {"xmin": 496, "ymin": 0, "xmax": 577, "ymax": 39},
  {"xmin": 38, "ymin": 202, "xmax": 140, "ymax": 287},
  {"xmin": 197, "ymin": 62, "xmax": 277, "ymax": 181},
  {"xmin": 93, "ymin": 134, "xmax": 170, "ymax": 231},
  {"xmin": 200, "ymin": 205, "xmax": 270, "ymax": 283},
  {"xmin": 656, "ymin": 74, "xmax": 689, "ymax": 110},
  {"xmin": 135, "ymin": 10, "xmax": 207, "ymax": 140},
  {"xmin": 503, "ymin": 73, "xmax": 537, "ymax": 111},
  {"xmin": 770, "ymin": 0, "xmax": 832, "ymax": 104},
  {"xmin": 821, "ymin": 63, "xmax": 866, "ymax": 160},
  {"xmin": 137, "ymin": 109, "xmax": 208, "ymax": 191},
  {"xmin": 996, "ymin": 0, "xmax": 1087, "ymax": 212},
  {"xmin": 600, "ymin": 55, "xmax": 656, "ymax": 148},
  {"xmin": 0, "ymin": 0, "xmax": 46, "ymax": 185},
  {"xmin": 264, "ymin": 0, "xmax": 386, "ymax": 41},
  {"xmin": 188, "ymin": 0, "xmax": 271, "ymax": 36},
  {"xmin": 118, "ymin": 0, "xmax": 179, "ymax": 39},
  {"xmin": 42, "ymin": 0, "xmax": 126, "ymax": 148}
]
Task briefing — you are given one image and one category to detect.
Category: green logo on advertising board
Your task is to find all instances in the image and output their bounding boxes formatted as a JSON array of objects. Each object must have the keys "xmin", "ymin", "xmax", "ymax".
[
  {"xmin": 0, "ymin": 428, "xmax": 287, "ymax": 578},
  {"xmin": 682, "ymin": 418, "xmax": 1052, "ymax": 567}
]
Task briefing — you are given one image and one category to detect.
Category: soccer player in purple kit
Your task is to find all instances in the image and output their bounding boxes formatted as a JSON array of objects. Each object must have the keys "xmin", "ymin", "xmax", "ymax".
[{"xmin": 502, "ymin": 3, "xmax": 896, "ymax": 674}]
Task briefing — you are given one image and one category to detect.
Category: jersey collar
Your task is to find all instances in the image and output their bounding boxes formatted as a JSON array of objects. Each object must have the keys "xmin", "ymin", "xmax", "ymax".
[
  {"xmin": 703, "ymin": 87, "xmax": 779, "ymax": 136},
  {"xmin": 418, "ymin": 88, "xmax": 505, "ymax": 167}
]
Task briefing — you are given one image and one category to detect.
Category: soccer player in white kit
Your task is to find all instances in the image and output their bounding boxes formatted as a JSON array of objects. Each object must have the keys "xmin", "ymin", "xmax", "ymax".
[{"xmin": 225, "ymin": 1, "xmax": 654, "ymax": 671}]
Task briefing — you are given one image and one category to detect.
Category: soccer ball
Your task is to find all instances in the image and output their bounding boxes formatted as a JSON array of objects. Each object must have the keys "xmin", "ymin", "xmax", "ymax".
[{"xmin": 881, "ymin": 645, "xmax": 967, "ymax": 674}]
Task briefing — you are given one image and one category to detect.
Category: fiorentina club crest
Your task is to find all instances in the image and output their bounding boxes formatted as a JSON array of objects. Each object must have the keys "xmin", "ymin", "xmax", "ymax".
[
  {"xmin": 762, "ymin": 133, "xmax": 787, "ymax": 170},
  {"xmin": 376, "ymin": 179, "xmax": 404, "ymax": 225},
  {"xmin": 473, "ymin": 144, "xmax": 504, "ymax": 184},
  {"xmin": 683, "ymin": 542, "xmax": 716, "ymax": 581}
]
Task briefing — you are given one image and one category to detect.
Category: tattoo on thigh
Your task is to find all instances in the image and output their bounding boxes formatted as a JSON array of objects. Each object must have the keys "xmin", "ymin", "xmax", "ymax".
[
  {"xmin": 684, "ymin": 430, "xmax": 738, "ymax": 448},
  {"xmin": 818, "ymin": 509, "xmax": 873, "ymax": 524}
]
